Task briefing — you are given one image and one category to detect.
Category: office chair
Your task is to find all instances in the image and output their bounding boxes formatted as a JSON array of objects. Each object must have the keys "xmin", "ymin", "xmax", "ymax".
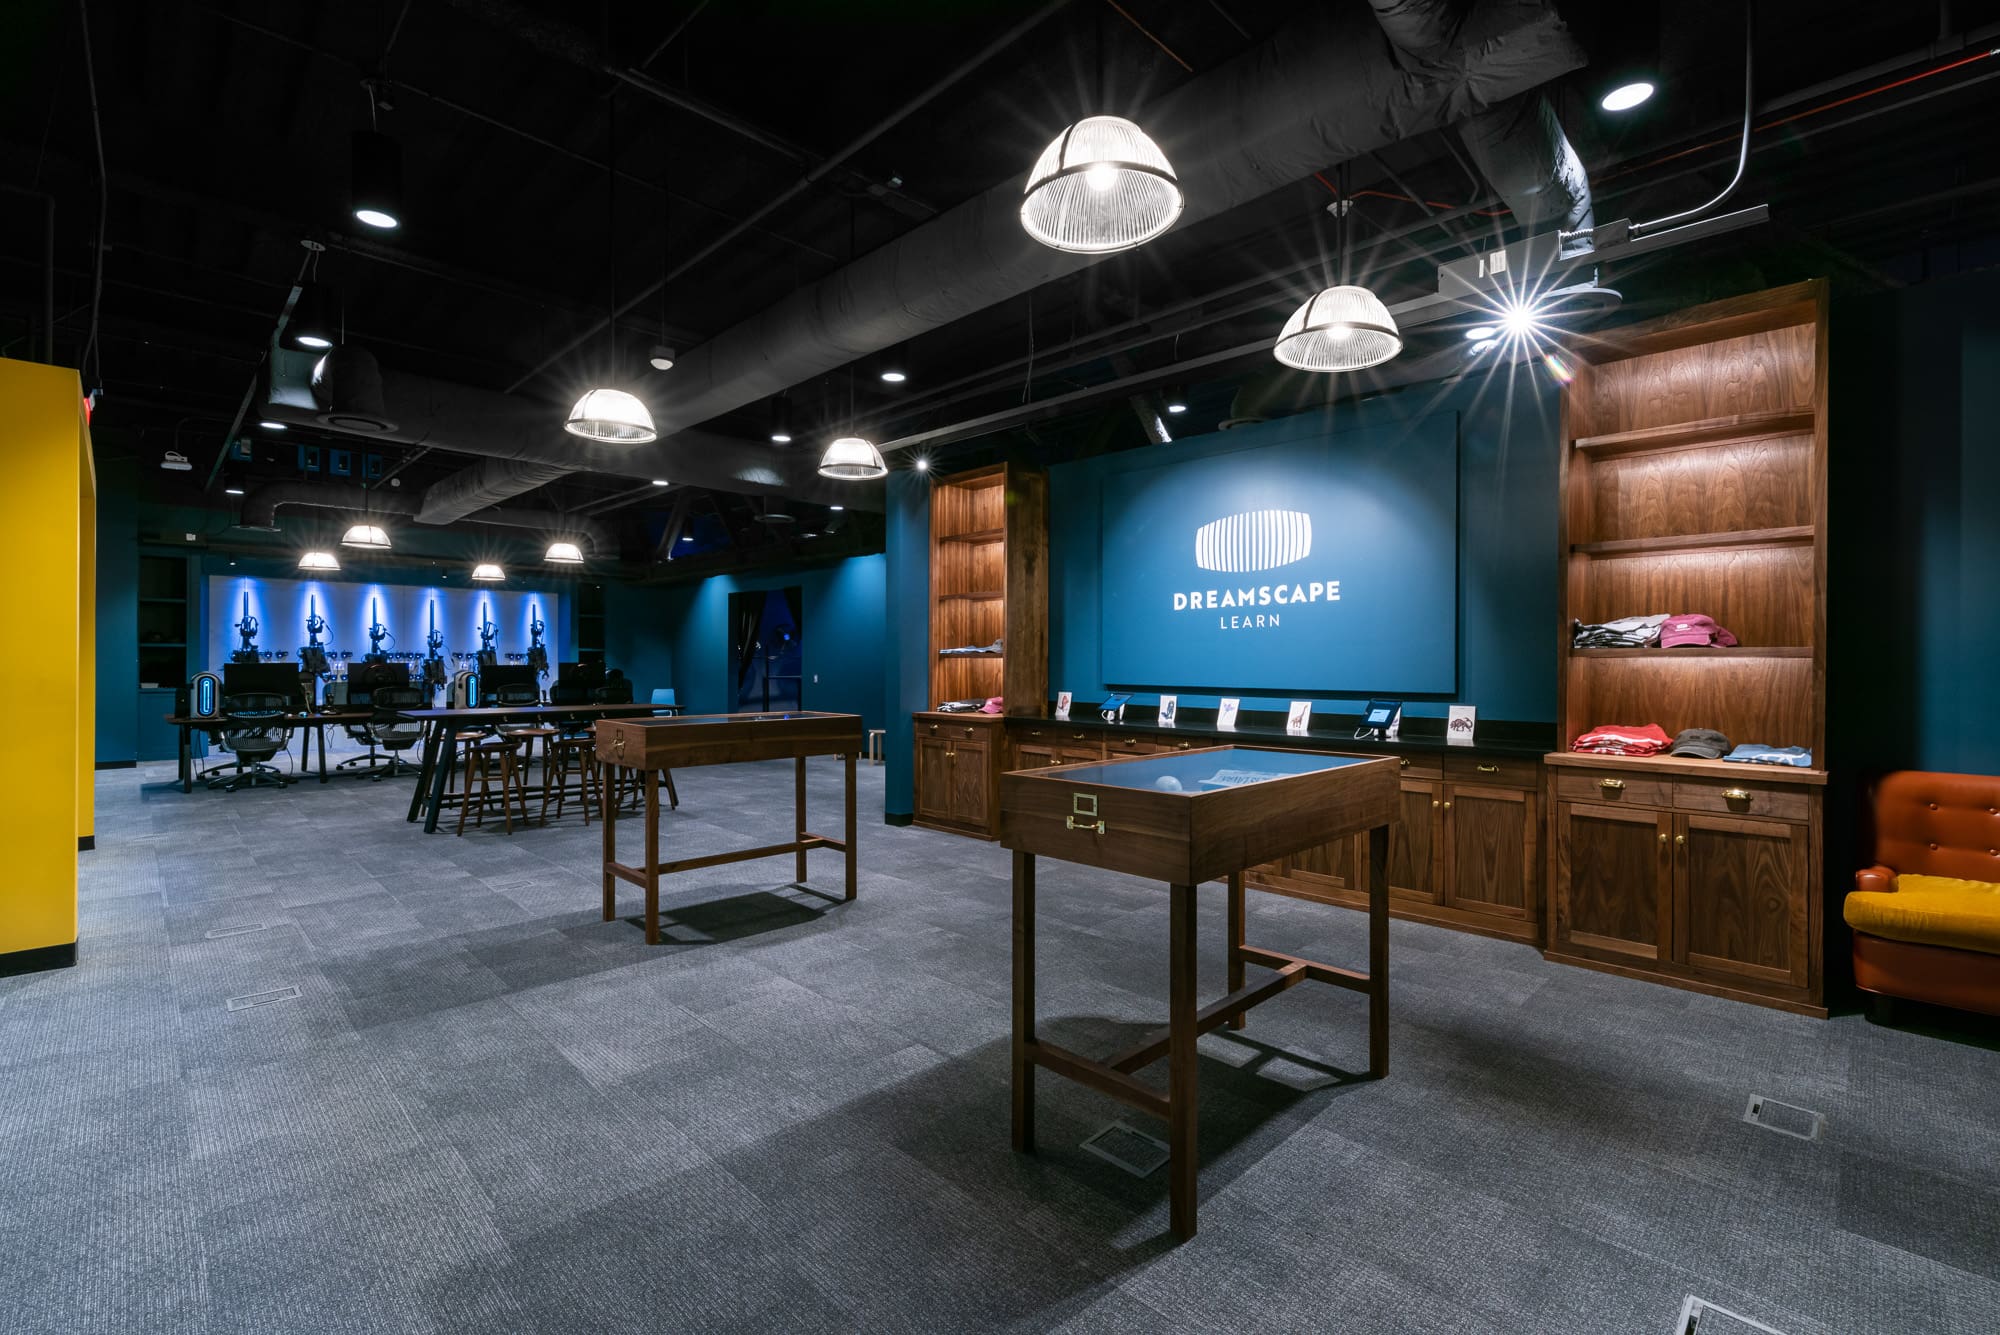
[
  {"xmin": 330, "ymin": 679, "xmax": 391, "ymax": 775},
  {"xmin": 360, "ymin": 686, "xmax": 426, "ymax": 780},
  {"xmin": 649, "ymin": 687, "xmax": 679, "ymax": 715},
  {"xmin": 207, "ymin": 692, "xmax": 294, "ymax": 792}
]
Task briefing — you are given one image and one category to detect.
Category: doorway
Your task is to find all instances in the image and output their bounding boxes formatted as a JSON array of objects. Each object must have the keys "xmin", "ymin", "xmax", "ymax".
[{"xmin": 729, "ymin": 587, "xmax": 804, "ymax": 713}]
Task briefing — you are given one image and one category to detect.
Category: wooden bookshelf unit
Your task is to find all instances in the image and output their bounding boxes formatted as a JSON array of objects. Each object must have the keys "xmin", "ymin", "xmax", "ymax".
[
  {"xmin": 914, "ymin": 463, "xmax": 1048, "ymax": 837},
  {"xmin": 1545, "ymin": 281, "xmax": 1830, "ymax": 1015}
]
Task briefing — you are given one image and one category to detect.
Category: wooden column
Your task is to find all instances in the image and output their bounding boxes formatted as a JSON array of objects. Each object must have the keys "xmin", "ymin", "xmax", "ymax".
[
  {"xmin": 1368, "ymin": 823, "xmax": 1390, "ymax": 1079},
  {"xmin": 1011, "ymin": 850, "xmax": 1037, "ymax": 1153},
  {"xmin": 1168, "ymin": 881, "xmax": 1199, "ymax": 1239},
  {"xmin": 1226, "ymin": 870, "xmax": 1247, "ymax": 1032}
]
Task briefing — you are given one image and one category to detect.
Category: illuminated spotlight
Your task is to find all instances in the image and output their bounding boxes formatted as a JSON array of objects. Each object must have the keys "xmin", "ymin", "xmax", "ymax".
[
  {"xmin": 679, "ymin": 535, "xmax": 694, "ymax": 543},
  {"xmin": 1542, "ymin": 351, "xmax": 1575, "ymax": 384},
  {"xmin": 1468, "ymin": 338, "xmax": 1496, "ymax": 356},
  {"xmin": 259, "ymin": 419, "xmax": 288, "ymax": 430},
  {"xmin": 829, "ymin": 504, "xmax": 844, "ymax": 511},
  {"xmin": 1601, "ymin": 81, "xmax": 1655, "ymax": 112},
  {"xmin": 224, "ymin": 485, "xmax": 246, "ymax": 495},
  {"xmin": 1500, "ymin": 302, "xmax": 1543, "ymax": 338},
  {"xmin": 1463, "ymin": 326, "xmax": 1496, "ymax": 342},
  {"xmin": 650, "ymin": 478, "xmax": 669, "ymax": 486}
]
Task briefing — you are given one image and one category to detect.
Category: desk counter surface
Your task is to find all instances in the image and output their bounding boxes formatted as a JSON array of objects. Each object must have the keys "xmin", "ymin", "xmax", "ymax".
[{"xmin": 595, "ymin": 711, "xmax": 863, "ymax": 771}]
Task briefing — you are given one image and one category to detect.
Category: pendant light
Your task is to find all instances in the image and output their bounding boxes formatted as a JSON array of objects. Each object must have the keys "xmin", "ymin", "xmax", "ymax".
[
  {"xmin": 341, "ymin": 524, "xmax": 392, "ymax": 550},
  {"xmin": 768, "ymin": 394, "xmax": 793, "ymax": 444},
  {"xmin": 1274, "ymin": 165, "xmax": 1401, "ymax": 373},
  {"xmin": 564, "ymin": 56, "xmax": 657, "ymax": 445},
  {"xmin": 350, "ymin": 133, "xmax": 402, "ymax": 229},
  {"xmin": 298, "ymin": 550, "xmax": 340, "ymax": 572},
  {"xmin": 544, "ymin": 540, "xmax": 585, "ymax": 565},
  {"xmin": 286, "ymin": 239, "xmax": 334, "ymax": 351},
  {"xmin": 471, "ymin": 563, "xmax": 505, "ymax": 582},
  {"xmin": 818, "ymin": 436, "xmax": 888, "ymax": 481},
  {"xmin": 1021, "ymin": 116, "xmax": 1183, "ymax": 254}
]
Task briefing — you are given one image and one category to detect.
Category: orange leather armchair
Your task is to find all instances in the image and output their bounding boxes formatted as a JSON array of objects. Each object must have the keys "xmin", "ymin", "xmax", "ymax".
[{"xmin": 1849, "ymin": 771, "xmax": 2000, "ymax": 1019}]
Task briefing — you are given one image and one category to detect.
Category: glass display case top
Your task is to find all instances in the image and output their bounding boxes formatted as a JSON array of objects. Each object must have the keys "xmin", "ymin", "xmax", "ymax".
[{"xmin": 1036, "ymin": 746, "xmax": 1369, "ymax": 793}]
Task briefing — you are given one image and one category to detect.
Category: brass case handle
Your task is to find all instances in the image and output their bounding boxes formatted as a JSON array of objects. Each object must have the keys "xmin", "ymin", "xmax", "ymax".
[
  {"xmin": 1723, "ymin": 788, "xmax": 1750, "ymax": 801},
  {"xmin": 1066, "ymin": 815, "xmax": 1107, "ymax": 834},
  {"xmin": 1399, "ymin": 758, "xmax": 1410, "ymax": 768},
  {"xmin": 1477, "ymin": 763, "xmax": 1498, "ymax": 774},
  {"xmin": 1599, "ymin": 778, "xmax": 1625, "ymax": 791}
]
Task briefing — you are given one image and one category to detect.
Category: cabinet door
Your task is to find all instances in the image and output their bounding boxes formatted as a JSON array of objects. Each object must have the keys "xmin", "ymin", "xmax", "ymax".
[
  {"xmin": 1676, "ymin": 814, "xmax": 1808, "ymax": 988},
  {"xmin": 1011, "ymin": 740, "xmax": 1059, "ymax": 771},
  {"xmin": 1286, "ymin": 836, "xmax": 1357, "ymax": 892},
  {"xmin": 949, "ymin": 738, "xmax": 992, "ymax": 829},
  {"xmin": 1442, "ymin": 784, "xmax": 1537, "ymax": 921},
  {"xmin": 915, "ymin": 736, "xmax": 955, "ymax": 823},
  {"xmin": 1553, "ymin": 802, "xmax": 1672, "ymax": 961},
  {"xmin": 1057, "ymin": 744, "xmax": 1104, "ymax": 766},
  {"xmin": 1388, "ymin": 780, "xmax": 1443, "ymax": 902}
]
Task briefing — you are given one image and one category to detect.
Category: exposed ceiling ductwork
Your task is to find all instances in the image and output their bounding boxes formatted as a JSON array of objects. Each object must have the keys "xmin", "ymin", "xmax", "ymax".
[
  {"xmin": 235, "ymin": 480, "xmax": 612, "ymax": 555},
  {"xmin": 1369, "ymin": 0, "xmax": 1595, "ymax": 242}
]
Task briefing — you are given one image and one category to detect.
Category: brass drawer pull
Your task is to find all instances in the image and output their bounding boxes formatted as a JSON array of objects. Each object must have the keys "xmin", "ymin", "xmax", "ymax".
[
  {"xmin": 1477, "ymin": 764, "xmax": 1498, "ymax": 774},
  {"xmin": 1722, "ymin": 788, "xmax": 1750, "ymax": 801},
  {"xmin": 1658, "ymin": 832, "xmax": 1668, "ymax": 845},
  {"xmin": 1065, "ymin": 815, "xmax": 1106, "ymax": 834},
  {"xmin": 1443, "ymin": 801, "xmax": 1452, "ymax": 810},
  {"xmin": 964, "ymin": 727, "xmax": 974, "ymax": 737},
  {"xmin": 1432, "ymin": 799, "xmax": 1441, "ymax": 809},
  {"xmin": 1599, "ymin": 778, "xmax": 1625, "ymax": 791},
  {"xmin": 1070, "ymin": 732, "xmax": 1086, "ymax": 740},
  {"xmin": 1674, "ymin": 833, "xmax": 1686, "ymax": 847},
  {"xmin": 928, "ymin": 724, "xmax": 938, "ymax": 734},
  {"xmin": 1400, "ymin": 758, "xmax": 1410, "ymax": 768},
  {"xmin": 1028, "ymin": 730, "xmax": 1042, "ymax": 737}
]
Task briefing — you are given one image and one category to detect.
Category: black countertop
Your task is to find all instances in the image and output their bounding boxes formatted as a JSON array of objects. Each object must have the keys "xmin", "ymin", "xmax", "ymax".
[{"xmin": 964, "ymin": 705, "xmax": 1555, "ymax": 761}]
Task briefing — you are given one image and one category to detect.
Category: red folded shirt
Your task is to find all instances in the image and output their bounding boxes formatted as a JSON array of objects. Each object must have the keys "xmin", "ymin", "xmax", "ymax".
[{"xmin": 1573, "ymin": 724, "xmax": 1672, "ymax": 756}]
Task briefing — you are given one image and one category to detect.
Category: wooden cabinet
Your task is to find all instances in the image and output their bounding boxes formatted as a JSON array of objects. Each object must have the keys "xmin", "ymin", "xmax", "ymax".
[
  {"xmin": 1388, "ymin": 780, "xmax": 1441, "ymax": 902},
  {"xmin": 1546, "ymin": 281, "xmax": 1828, "ymax": 1015},
  {"xmin": 1442, "ymin": 783, "xmax": 1537, "ymax": 923},
  {"xmin": 913, "ymin": 715, "xmax": 1001, "ymax": 837}
]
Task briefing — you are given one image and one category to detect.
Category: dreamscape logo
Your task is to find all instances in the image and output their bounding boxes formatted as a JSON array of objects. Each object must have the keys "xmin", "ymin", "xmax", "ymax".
[{"xmin": 1174, "ymin": 507, "xmax": 1340, "ymax": 629}]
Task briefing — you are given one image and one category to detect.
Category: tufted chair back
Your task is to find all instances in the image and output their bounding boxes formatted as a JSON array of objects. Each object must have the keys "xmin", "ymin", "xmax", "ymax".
[{"xmin": 1864, "ymin": 771, "xmax": 2000, "ymax": 885}]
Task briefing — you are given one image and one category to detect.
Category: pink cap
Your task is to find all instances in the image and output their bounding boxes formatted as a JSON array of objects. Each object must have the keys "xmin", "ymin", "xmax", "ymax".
[
  {"xmin": 1659, "ymin": 614, "xmax": 1739, "ymax": 648},
  {"xmin": 981, "ymin": 696, "xmax": 1004, "ymax": 714}
]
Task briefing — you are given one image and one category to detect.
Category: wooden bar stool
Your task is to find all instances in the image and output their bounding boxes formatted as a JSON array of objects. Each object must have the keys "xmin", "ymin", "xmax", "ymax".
[
  {"xmin": 601, "ymin": 759, "xmax": 679, "ymax": 813},
  {"xmin": 540, "ymin": 734, "xmax": 601, "ymax": 825},
  {"xmin": 456, "ymin": 734, "xmax": 530, "ymax": 835}
]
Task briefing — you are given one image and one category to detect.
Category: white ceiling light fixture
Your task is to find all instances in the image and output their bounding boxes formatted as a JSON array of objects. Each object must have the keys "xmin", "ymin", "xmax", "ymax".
[
  {"xmin": 650, "ymin": 478, "xmax": 669, "ymax": 486},
  {"xmin": 1463, "ymin": 326, "xmax": 1495, "ymax": 342},
  {"xmin": 1274, "ymin": 286, "xmax": 1403, "ymax": 372},
  {"xmin": 341, "ymin": 523, "xmax": 392, "ymax": 550},
  {"xmin": 817, "ymin": 435, "xmax": 888, "ymax": 481},
  {"xmin": 1601, "ymin": 81, "xmax": 1655, "ymax": 112},
  {"xmin": 544, "ymin": 540, "xmax": 585, "ymax": 565},
  {"xmin": 471, "ymin": 562, "xmax": 505, "ymax": 582},
  {"xmin": 648, "ymin": 344, "xmax": 676, "ymax": 371},
  {"xmin": 298, "ymin": 550, "xmax": 340, "ymax": 572},
  {"xmin": 564, "ymin": 388, "xmax": 657, "ymax": 443},
  {"xmin": 1020, "ymin": 116, "xmax": 1183, "ymax": 254},
  {"xmin": 259, "ymin": 419, "xmax": 288, "ymax": 430}
]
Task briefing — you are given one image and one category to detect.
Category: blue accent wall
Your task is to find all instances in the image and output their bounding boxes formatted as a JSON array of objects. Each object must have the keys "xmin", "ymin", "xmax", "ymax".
[
  {"xmin": 883, "ymin": 471, "xmax": 931, "ymax": 820},
  {"xmin": 1049, "ymin": 374, "xmax": 1560, "ymax": 724},
  {"xmin": 94, "ymin": 457, "xmax": 139, "ymax": 765}
]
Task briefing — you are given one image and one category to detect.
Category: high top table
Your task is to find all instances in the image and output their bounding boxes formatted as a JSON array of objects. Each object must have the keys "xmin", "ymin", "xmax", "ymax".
[
  {"xmin": 1000, "ymin": 745, "xmax": 1398, "ymax": 1241},
  {"xmin": 167, "ymin": 709, "xmax": 373, "ymax": 792},
  {"xmin": 400, "ymin": 703, "xmax": 664, "ymax": 832},
  {"xmin": 595, "ymin": 712, "xmax": 864, "ymax": 944}
]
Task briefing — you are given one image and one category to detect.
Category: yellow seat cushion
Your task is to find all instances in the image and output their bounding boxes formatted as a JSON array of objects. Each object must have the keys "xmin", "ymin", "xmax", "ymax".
[{"xmin": 1845, "ymin": 874, "xmax": 2000, "ymax": 956}]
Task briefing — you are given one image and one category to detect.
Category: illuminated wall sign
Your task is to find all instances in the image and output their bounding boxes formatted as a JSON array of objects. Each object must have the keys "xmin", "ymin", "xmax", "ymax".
[{"xmin": 1099, "ymin": 415, "xmax": 1457, "ymax": 692}]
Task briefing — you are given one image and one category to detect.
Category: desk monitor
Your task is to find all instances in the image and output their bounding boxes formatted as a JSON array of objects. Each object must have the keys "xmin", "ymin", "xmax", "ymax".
[
  {"xmin": 222, "ymin": 662, "xmax": 307, "ymax": 707},
  {"xmin": 346, "ymin": 660, "xmax": 410, "ymax": 704},
  {"xmin": 478, "ymin": 663, "xmax": 539, "ymax": 704}
]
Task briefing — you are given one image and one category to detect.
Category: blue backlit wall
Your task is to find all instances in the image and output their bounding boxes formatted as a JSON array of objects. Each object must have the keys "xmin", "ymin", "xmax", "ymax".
[{"xmin": 202, "ymin": 575, "xmax": 561, "ymax": 688}]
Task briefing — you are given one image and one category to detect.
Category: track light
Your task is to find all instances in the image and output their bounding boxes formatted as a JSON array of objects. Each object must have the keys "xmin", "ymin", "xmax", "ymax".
[
  {"xmin": 878, "ymin": 345, "xmax": 909, "ymax": 384},
  {"xmin": 471, "ymin": 563, "xmax": 505, "ymax": 582},
  {"xmin": 1163, "ymin": 387, "xmax": 1188, "ymax": 414},
  {"xmin": 564, "ymin": 388, "xmax": 657, "ymax": 444},
  {"xmin": 298, "ymin": 550, "xmax": 340, "ymax": 572},
  {"xmin": 769, "ymin": 394, "xmax": 793, "ymax": 444},
  {"xmin": 288, "ymin": 281, "xmax": 336, "ymax": 351},
  {"xmin": 341, "ymin": 524, "xmax": 392, "ymax": 550},
  {"xmin": 817, "ymin": 436, "xmax": 888, "ymax": 481},
  {"xmin": 544, "ymin": 540, "xmax": 585, "ymax": 565},
  {"xmin": 1021, "ymin": 116, "xmax": 1183, "ymax": 254},
  {"xmin": 648, "ymin": 344, "xmax": 676, "ymax": 371}
]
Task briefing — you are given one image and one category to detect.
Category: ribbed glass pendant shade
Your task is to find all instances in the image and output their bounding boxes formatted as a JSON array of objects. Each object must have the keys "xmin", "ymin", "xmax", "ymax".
[
  {"xmin": 297, "ymin": 550, "xmax": 341, "ymax": 572},
  {"xmin": 1273, "ymin": 286, "xmax": 1403, "ymax": 372},
  {"xmin": 340, "ymin": 524, "xmax": 392, "ymax": 550},
  {"xmin": 471, "ymin": 563, "xmax": 505, "ymax": 582},
  {"xmin": 563, "ymin": 388, "xmax": 657, "ymax": 444},
  {"xmin": 543, "ymin": 540, "xmax": 585, "ymax": 565},
  {"xmin": 1020, "ymin": 116, "xmax": 1183, "ymax": 254},
  {"xmin": 817, "ymin": 436, "xmax": 888, "ymax": 481}
]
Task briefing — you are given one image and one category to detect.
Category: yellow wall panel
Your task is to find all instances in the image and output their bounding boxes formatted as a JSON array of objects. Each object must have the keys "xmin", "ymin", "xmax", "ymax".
[{"xmin": 0, "ymin": 357, "xmax": 86, "ymax": 958}]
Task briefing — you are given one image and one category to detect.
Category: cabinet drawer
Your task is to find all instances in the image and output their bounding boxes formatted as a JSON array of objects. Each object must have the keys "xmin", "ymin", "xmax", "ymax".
[
  {"xmin": 1444, "ymin": 754, "xmax": 1539, "ymax": 789},
  {"xmin": 1556, "ymin": 772, "xmax": 1673, "ymax": 807},
  {"xmin": 1394, "ymin": 756, "xmax": 1442, "ymax": 781},
  {"xmin": 1673, "ymin": 779, "xmax": 1809, "ymax": 822}
]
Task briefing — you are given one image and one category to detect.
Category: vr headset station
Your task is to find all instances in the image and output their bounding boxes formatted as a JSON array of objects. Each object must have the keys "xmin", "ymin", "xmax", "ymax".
[{"xmin": 5, "ymin": 4, "xmax": 1998, "ymax": 1332}]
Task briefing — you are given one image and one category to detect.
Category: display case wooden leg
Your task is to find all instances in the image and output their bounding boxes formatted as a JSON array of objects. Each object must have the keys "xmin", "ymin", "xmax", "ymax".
[
  {"xmin": 601, "ymin": 763, "xmax": 617, "ymax": 922},
  {"xmin": 794, "ymin": 755, "xmax": 809, "ymax": 883},
  {"xmin": 1367, "ymin": 823, "xmax": 1390, "ymax": 1079},
  {"xmin": 844, "ymin": 750, "xmax": 857, "ymax": 901},
  {"xmin": 1011, "ymin": 851, "xmax": 1037, "ymax": 1153},
  {"xmin": 1226, "ymin": 870, "xmax": 1247, "ymax": 1032},
  {"xmin": 644, "ymin": 769, "xmax": 661, "ymax": 945},
  {"xmin": 1168, "ymin": 880, "xmax": 1199, "ymax": 1240}
]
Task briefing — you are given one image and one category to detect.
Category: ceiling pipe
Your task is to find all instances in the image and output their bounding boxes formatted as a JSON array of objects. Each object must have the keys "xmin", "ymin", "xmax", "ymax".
[
  {"xmin": 235, "ymin": 480, "xmax": 613, "ymax": 553},
  {"xmin": 609, "ymin": 0, "xmax": 1582, "ymax": 447}
]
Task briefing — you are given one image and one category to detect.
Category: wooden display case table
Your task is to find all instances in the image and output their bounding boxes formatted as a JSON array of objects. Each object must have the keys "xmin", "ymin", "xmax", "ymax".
[
  {"xmin": 594, "ymin": 712, "xmax": 864, "ymax": 944},
  {"xmin": 1000, "ymin": 746, "xmax": 1398, "ymax": 1240}
]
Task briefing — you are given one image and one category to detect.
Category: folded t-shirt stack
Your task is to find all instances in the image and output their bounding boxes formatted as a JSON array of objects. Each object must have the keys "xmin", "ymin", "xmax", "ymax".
[
  {"xmin": 939, "ymin": 637, "xmax": 1004, "ymax": 657},
  {"xmin": 1573, "ymin": 724, "xmax": 1672, "ymax": 756},
  {"xmin": 1572, "ymin": 615, "xmax": 1669, "ymax": 648},
  {"xmin": 1724, "ymin": 743, "xmax": 1814, "ymax": 767}
]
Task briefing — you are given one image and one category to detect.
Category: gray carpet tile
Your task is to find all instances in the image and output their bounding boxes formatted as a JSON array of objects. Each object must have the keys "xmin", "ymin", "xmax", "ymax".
[{"xmin": 2, "ymin": 745, "xmax": 1997, "ymax": 1332}]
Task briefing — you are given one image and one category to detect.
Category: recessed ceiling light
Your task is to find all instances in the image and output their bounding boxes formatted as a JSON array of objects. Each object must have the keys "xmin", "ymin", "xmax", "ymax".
[
  {"xmin": 1463, "ymin": 326, "xmax": 1495, "ymax": 341},
  {"xmin": 679, "ymin": 535, "xmax": 693, "ymax": 542},
  {"xmin": 771, "ymin": 431, "xmax": 793, "ymax": 444},
  {"xmin": 651, "ymin": 478, "xmax": 669, "ymax": 486},
  {"xmin": 829, "ymin": 505, "xmax": 844, "ymax": 511},
  {"xmin": 648, "ymin": 344, "xmax": 676, "ymax": 371},
  {"xmin": 1601, "ymin": 81, "xmax": 1655, "ymax": 113},
  {"xmin": 259, "ymin": 419, "xmax": 287, "ymax": 430},
  {"xmin": 879, "ymin": 370, "xmax": 906, "ymax": 384},
  {"xmin": 224, "ymin": 486, "xmax": 246, "ymax": 496},
  {"xmin": 913, "ymin": 457, "xmax": 929, "ymax": 472},
  {"xmin": 355, "ymin": 208, "xmax": 398, "ymax": 229}
]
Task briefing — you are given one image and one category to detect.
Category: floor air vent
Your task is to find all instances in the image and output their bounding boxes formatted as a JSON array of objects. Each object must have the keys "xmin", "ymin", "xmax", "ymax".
[
  {"xmin": 204, "ymin": 923, "xmax": 268, "ymax": 940},
  {"xmin": 1675, "ymin": 1295, "xmax": 1792, "ymax": 1334},
  {"xmin": 226, "ymin": 986, "xmax": 301, "ymax": 1012},
  {"xmin": 1081, "ymin": 1123, "xmax": 1170, "ymax": 1178},
  {"xmin": 1741, "ymin": 1095, "xmax": 1824, "ymax": 1141}
]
